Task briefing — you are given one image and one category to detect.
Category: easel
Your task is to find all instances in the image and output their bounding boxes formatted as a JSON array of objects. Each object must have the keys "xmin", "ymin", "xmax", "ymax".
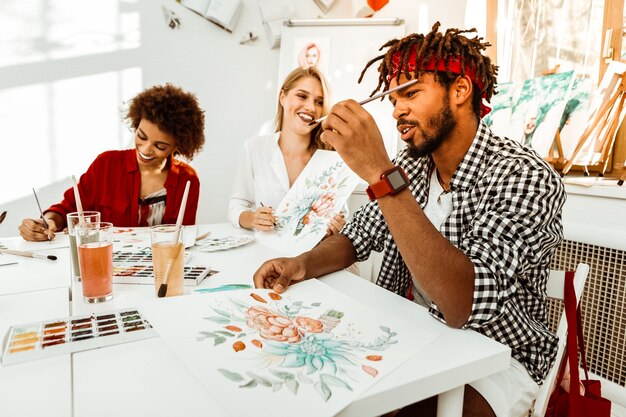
[
  {"xmin": 562, "ymin": 62, "xmax": 626, "ymax": 176},
  {"xmin": 619, "ymin": 161, "xmax": 626, "ymax": 185}
]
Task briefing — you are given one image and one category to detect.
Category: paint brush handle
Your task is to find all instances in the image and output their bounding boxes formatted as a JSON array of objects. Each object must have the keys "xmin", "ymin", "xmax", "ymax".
[
  {"xmin": 72, "ymin": 175, "xmax": 86, "ymax": 225},
  {"xmin": 32, "ymin": 187, "xmax": 52, "ymax": 242},
  {"xmin": 309, "ymin": 78, "xmax": 419, "ymax": 126},
  {"xmin": 0, "ymin": 249, "xmax": 57, "ymax": 261}
]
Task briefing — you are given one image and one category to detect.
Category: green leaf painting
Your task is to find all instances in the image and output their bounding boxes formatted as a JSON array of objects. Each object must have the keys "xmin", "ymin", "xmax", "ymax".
[{"xmin": 199, "ymin": 292, "xmax": 397, "ymax": 402}]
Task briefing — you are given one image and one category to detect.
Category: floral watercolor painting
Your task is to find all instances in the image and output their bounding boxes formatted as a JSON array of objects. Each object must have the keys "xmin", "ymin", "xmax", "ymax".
[
  {"xmin": 257, "ymin": 150, "xmax": 360, "ymax": 256},
  {"xmin": 137, "ymin": 279, "xmax": 439, "ymax": 417}
]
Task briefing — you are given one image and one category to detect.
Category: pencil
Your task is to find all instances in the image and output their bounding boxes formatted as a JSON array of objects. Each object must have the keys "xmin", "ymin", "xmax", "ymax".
[
  {"xmin": 0, "ymin": 249, "xmax": 57, "ymax": 261},
  {"xmin": 308, "ymin": 78, "xmax": 419, "ymax": 126},
  {"xmin": 32, "ymin": 188, "xmax": 52, "ymax": 242}
]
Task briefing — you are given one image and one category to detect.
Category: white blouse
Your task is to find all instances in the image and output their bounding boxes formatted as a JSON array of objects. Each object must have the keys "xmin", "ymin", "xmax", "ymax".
[{"xmin": 228, "ymin": 133, "xmax": 348, "ymax": 228}]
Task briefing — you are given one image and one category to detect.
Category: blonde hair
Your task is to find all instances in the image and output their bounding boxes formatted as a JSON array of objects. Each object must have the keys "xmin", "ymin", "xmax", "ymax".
[{"xmin": 274, "ymin": 67, "xmax": 332, "ymax": 151}]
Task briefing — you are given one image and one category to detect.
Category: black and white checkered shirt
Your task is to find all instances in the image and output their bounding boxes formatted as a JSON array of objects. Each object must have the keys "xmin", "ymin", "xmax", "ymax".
[{"xmin": 342, "ymin": 122, "xmax": 565, "ymax": 383}]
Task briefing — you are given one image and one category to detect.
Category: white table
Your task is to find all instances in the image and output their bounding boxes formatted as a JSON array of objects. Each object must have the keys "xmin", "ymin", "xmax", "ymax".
[
  {"xmin": 0, "ymin": 287, "xmax": 72, "ymax": 417},
  {"xmin": 0, "ymin": 246, "xmax": 70, "ymax": 296},
  {"xmin": 1, "ymin": 224, "xmax": 511, "ymax": 417}
]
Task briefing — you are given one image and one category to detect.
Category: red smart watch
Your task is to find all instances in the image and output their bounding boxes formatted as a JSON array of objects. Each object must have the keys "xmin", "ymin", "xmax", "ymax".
[{"xmin": 366, "ymin": 166, "xmax": 410, "ymax": 201}]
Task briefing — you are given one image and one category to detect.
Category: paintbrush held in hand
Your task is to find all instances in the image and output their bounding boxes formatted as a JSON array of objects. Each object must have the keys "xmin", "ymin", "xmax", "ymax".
[
  {"xmin": 32, "ymin": 187, "xmax": 52, "ymax": 242},
  {"xmin": 308, "ymin": 79, "xmax": 419, "ymax": 126}
]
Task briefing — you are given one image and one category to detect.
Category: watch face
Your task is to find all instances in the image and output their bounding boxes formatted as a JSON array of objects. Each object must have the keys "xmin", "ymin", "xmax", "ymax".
[{"xmin": 387, "ymin": 169, "xmax": 407, "ymax": 189}]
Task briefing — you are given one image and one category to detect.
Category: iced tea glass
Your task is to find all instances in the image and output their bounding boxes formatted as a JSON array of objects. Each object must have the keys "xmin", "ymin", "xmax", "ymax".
[
  {"xmin": 67, "ymin": 211, "xmax": 100, "ymax": 281},
  {"xmin": 76, "ymin": 222, "xmax": 113, "ymax": 303},
  {"xmin": 150, "ymin": 224, "xmax": 184, "ymax": 297}
]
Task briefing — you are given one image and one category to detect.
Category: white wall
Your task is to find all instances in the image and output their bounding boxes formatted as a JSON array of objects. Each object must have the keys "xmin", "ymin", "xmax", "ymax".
[
  {"xmin": 139, "ymin": 0, "xmax": 468, "ymax": 223},
  {"xmin": 0, "ymin": 0, "xmax": 468, "ymax": 226}
]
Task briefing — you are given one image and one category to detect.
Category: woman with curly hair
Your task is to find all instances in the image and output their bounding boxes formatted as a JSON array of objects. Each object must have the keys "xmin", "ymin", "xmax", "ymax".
[{"xmin": 19, "ymin": 84, "xmax": 205, "ymax": 241}]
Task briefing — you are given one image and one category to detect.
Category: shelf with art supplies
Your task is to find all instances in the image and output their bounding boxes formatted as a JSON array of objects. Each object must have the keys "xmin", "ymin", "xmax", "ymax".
[
  {"xmin": 177, "ymin": 0, "xmax": 243, "ymax": 33},
  {"xmin": 484, "ymin": 61, "xmax": 626, "ymax": 190}
]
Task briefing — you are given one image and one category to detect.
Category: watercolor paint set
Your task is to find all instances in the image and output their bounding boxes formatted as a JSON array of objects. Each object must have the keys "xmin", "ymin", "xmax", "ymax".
[
  {"xmin": 112, "ymin": 264, "xmax": 213, "ymax": 286},
  {"xmin": 1, "ymin": 308, "xmax": 157, "ymax": 366}
]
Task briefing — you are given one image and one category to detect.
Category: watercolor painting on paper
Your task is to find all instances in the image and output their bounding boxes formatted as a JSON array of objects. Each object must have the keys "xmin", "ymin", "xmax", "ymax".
[
  {"xmin": 138, "ymin": 279, "xmax": 440, "ymax": 417},
  {"xmin": 483, "ymin": 81, "xmax": 518, "ymax": 139},
  {"xmin": 509, "ymin": 71, "xmax": 575, "ymax": 157},
  {"xmin": 257, "ymin": 150, "xmax": 360, "ymax": 256}
]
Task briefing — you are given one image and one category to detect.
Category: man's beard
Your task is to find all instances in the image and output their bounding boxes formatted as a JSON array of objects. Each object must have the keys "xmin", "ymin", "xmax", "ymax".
[{"xmin": 406, "ymin": 97, "xmax": 457, "ymax": 159}]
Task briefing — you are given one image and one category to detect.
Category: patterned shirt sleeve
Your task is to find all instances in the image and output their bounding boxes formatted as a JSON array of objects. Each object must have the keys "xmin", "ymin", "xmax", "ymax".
[{"xmin": 341, "ymin": 199, "xmax": 389, "ymax": 262}]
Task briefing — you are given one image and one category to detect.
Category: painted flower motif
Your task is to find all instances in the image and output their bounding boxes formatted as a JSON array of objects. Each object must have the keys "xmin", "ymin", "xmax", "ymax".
[
  {"xmin": 293, "ymin": 316, "xmax": 324, "ymax": 334},
  {"xmin": 245, "ymin": 306, "xmax": 325, "ymax": 344},
  {"xmin": 264, "ymin": 333, "xmax": 356, "ymax": 375},
  {"xmin": 310, "ymin": 192, "xmax": 335, "ymax": 218},
  {"xmin": 245, "ymin": 306, "xmax": 301, "ymax": 343}
]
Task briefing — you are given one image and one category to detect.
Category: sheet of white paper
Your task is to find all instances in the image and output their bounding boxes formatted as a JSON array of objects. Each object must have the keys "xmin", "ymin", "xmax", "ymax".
[
  {"xmin": 0, "ymin": 234, "xmax": 70, "ymax": 251},
  {"xmin": 256, "ymin": 151, "xmax": 360, "ymax": 256},
  {"xmin": 138, "ymin": 279, "xmax": 440, "ymax": 417}
]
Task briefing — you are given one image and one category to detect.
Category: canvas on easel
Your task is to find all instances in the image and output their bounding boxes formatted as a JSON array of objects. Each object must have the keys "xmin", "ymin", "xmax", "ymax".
[
  {"xmin": 562, "ymin": 61, "xmax": 626, "ymax": 176},
  {"xmin": 509, "ymin": 71, "xmax": 575, "ymax": 158},
  {"xmin": 545, "ymin": 77, "xmax": 593, "ymax": 170}
]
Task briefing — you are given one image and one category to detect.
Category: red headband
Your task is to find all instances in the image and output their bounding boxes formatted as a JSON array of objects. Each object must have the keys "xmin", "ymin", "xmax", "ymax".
[{"xmin": 387, "ymin": 48, "xmax": 491, "ymax": 117}]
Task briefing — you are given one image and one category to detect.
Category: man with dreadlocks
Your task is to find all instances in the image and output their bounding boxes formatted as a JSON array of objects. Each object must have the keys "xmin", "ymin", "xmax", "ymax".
[{"xmin": 254, "ymin": 22, "xmax": 565, "ymax": 417}]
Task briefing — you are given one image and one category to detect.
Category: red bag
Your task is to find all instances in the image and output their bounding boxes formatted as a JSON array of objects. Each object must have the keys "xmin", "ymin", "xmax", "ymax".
[{"xmin": 545, "ymin": 271, "xmax": 612, "ymax": 417}]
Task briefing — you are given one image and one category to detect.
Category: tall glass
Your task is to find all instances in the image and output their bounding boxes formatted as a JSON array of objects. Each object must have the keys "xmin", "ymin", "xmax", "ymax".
[
  {"xmin": 67, "ymin": 211, "xmax": 100, "ymax": 281},
  {"xmin": 150, "ymin": 225, "xmax": 185, "ymax": 297},
  {"xmin": 76, "ymin": 222, "xmax": 113, "ymax": 303}
]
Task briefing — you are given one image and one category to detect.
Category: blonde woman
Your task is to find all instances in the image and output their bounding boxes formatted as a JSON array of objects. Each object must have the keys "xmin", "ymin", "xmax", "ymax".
[{"xmin": 228, "ymin": 67, "xmax": 346, "ymax": 235}]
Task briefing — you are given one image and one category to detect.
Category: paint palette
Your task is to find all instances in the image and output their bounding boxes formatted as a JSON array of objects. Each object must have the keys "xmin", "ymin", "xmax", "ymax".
[
  {"xmin": 112, "ymin": 265, "xmax": 214, "ymax": 286},
  {"xmin": 1, "ymin": 308, "xmax": 157, "ymax": 366},
  {"xmin": 195, "ymin": 235, "xmax": 254, "ymax": 252}
]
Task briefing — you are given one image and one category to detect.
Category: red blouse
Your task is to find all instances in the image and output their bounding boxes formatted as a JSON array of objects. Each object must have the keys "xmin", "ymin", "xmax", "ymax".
[{"xmin": 46, "ymin": 149, "xmax": 200, "ymax": 227}]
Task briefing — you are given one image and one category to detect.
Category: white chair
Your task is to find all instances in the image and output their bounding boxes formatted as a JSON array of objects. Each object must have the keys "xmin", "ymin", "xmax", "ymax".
[{"xmin": 533, "ymin": 263, "xmax": 590, "ymax": 417}]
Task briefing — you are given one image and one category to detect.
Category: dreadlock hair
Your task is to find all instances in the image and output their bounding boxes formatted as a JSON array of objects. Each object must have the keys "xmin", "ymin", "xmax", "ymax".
[
  {"xmin": 274, "ymin": 66, "xmax": 333, "ymax": 151},
  {"xmin": 358, "ymin": 22, "xmax": 498, "ymax": 119}
]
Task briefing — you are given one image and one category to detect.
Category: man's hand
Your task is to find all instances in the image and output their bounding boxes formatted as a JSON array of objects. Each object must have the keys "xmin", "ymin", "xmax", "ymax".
[
  {"xmin": 18, "ymin": 218, "xmax": 58, "ymax": 242},
  {"xmin": 320, "ymin": 99, "xmax": 394, "ymax": 184},
  {"xmin": 253, "ymin": 257, "xmax": 307, "ymax": 293}
]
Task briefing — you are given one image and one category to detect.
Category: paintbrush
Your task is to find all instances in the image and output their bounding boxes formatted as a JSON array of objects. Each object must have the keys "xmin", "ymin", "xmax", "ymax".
[
  {"xmin": 71, "ymin": 175, "xmax": 86, "ymax": 225},
  {"xmin": 158, "ymin": 180, "xmax": 190, "ymax": 298},
  {"xmin": 0, "ymin": 249, "xmax": 57, "ymax": 261},
  {"xmin": 32, "ymin": 188, "xmax": 51, "ymax": 242},
  {"xmin": 259, "ymin": 202, "xmax": 276, "ymax": 226},
  {"xmin": 308, "ymin": 78, "xmax": 419, "ymax": 126}
]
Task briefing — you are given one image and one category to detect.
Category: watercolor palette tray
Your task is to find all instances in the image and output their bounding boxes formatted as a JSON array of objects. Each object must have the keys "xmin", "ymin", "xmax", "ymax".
[
  {"xmin": 1, "ymin": 308, "xmax": 157, "ymax": 366},
  {"xmin": 195, "ymin": 235, "xmax": 254, "ymax": 252},
  {"xmin": 112, "ymin": 265, "xmax": 214, "ymax": 286},
  {"xmin": 113, "ymin": 248, "xmax": 192, "ymax": 264}
]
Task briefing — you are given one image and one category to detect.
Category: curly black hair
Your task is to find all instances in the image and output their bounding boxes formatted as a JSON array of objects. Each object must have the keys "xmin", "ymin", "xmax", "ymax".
[
  {"xmin": 125, "ymin": 84, "xmax": 205, "ymax": 160},
  {"xmin": 359, "ymin": 22, "xmax": 498, "ymax": 118}
]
